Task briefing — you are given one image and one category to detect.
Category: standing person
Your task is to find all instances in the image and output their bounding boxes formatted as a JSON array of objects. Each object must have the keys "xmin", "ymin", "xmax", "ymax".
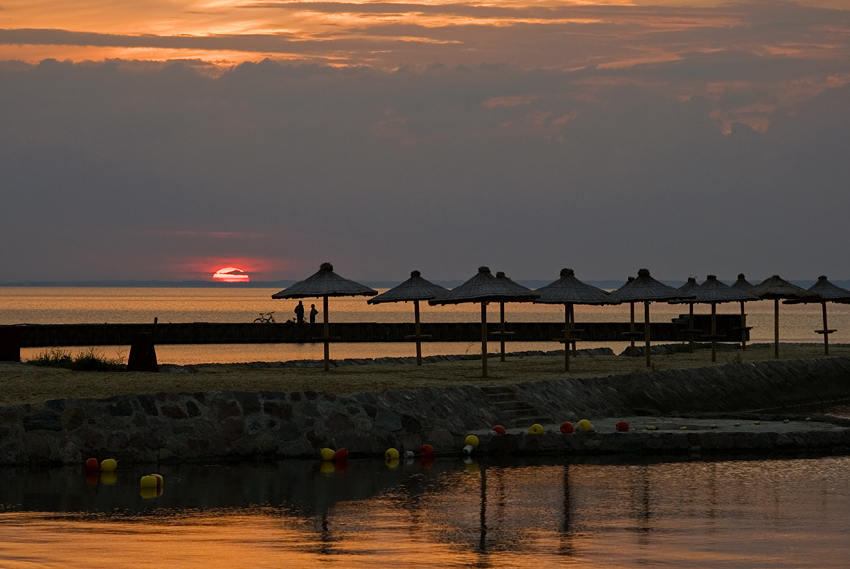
[
  {"xmin": 294, "ymin": 301, "xmax": 305, "ymax": 324},
  {"xmin": 310, "ymin": 304, "xmax": 318, "ymax": 324}
]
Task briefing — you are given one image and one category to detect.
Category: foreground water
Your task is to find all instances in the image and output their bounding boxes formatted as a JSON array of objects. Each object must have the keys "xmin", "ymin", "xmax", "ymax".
[
  {"xmin": 2, "ymin": 454, "xmax": 849, "ymax": 568},
  {"xmin": 2, "ymin": 287, "xmax": 848, "ymax": 365}
]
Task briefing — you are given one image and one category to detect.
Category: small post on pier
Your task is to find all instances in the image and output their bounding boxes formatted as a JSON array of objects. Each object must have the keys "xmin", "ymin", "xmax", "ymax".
[{"xmin": 0, "ymin": 326, "xmax": 21, "ymax": 362}]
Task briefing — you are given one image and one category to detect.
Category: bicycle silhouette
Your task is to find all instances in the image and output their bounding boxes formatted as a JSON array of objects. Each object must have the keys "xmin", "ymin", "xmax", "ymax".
[{"xmin": 253, "ymin": 312, "xmax": 276, "ymax": 324}]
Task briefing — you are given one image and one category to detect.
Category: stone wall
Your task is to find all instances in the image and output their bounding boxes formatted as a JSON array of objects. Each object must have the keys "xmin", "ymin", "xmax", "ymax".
[{"xmin": 2, "ymin": 356, "xmax": 850, "ymax": 465}]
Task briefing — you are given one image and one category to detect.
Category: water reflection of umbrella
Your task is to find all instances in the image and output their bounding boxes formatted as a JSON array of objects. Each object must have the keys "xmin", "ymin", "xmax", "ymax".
[
  {"xmin": 494, "ymin": 272, "xmax": 537, "ymax": 363},
  {"xmin": 272, "ymin": 262, "xmax": 377, "ymax": 371},
  {"xmin": 689, "ymin": 276, "xmax": 758, "ymax": 362},
  {"xmin": 367, "ymin": 270, "xmax": 447, "ymax": 365},
  {"xmin": 429, "ymin": 266, "xmax": 539, "ymax": 377},
  {"xmin": 608, "ymin": 269, "xmax": 694, "ymax": 368},
  {"xmin": 783, "ymin": 276, "xmax": 850, "ymax": 355},
  {"xmin": 747, "ymin": 275, "xmax": 820, "ymax": 359},
  {"xmin": 730, "ymin": 273, "xmax": 755, "ymax": 350},
  {"xmin": 534, "ymin": 269, "xmax": 615, "ymax": 372}
]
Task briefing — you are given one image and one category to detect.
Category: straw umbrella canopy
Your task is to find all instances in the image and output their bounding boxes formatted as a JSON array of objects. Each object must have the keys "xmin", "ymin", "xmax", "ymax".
[
  {"xmin": 730, "ymin": 273, "xmax": 755, "ymax": 350},
  {"xmin": 272, "ymin": 262, "xmax": 377, "ymax": 371},
  {"xmin": 429, "ymin": 266, "xmax": 539, "ymax": 377},
  {"xmin": 783, "ymin": 276, "xmax": 850, "ymax": 355},
  {"xmin": 608, "ymin": 269, "xmax": 695, "ymax": 368},
  {"xmin": 367, "ymin": 270, "xmax": 447, "ymax": 365},
  {"xmin": 747, "ymin": 275, "xmax": 820, "ymax": 359},
  {"xmin": 534, "ymin": 268, "xmax": 616, "ymax": 371},
  {"xmin": 687, "ymin": 276, "xmax": 758, "ymax": 362},
  {"xmin": 493, "ymin": 271, "xmax": 538, "ymax": 363}
]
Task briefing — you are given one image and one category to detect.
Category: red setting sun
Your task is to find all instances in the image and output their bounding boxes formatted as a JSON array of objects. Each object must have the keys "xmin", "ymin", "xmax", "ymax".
[{"xmin": 212, "ymin": 267, "xmax": 250, "ymax": 283}]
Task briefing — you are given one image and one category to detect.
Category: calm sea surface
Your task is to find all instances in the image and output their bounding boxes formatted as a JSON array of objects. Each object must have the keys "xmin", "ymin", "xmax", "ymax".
[
  {"xmin": 2, "ymin": 287, "xmax": 849, "ymax": 364},
  {"xmin": 2, "ymin": 455, "xmax": 849, "ymax": 568}
]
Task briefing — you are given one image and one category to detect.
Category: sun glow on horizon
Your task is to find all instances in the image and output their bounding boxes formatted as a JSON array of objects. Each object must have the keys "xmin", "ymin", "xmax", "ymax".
[{"xmin": 212, "ymin": 267, "xmax": 250, "ymax": 283}]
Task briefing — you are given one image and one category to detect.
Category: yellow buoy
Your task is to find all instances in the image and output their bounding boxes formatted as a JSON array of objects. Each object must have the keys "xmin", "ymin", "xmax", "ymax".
[
  {"xmin": 680, "ymin": 426, "xmax": 688, "ymax": 430},
  {"xmin": 464, "ymin": 435, "xmax": 480, "ymax": 449},
  {"xmin": 140, "ymin": 475, "xmax": 158, "ymax": 488},
  {"xmin": 150, "ymin": 473, "xmax": 163, "ymax": 488},
  {"xmin": 100, "ymin": 458, "xmax": 118, "ymax": 472},
  {"xmin": 385, "ymin": 447, "xmax": 400, "ymax": 460},
  {"xmin": 646, "ymin": 425, "xmax": 657, "ymax": 431},
  {"xmin": 320, "ymin": 448, "xmax": 335, "ymax": 462},
  {"xmin": 577, "ymin": 419, "xmax": 592, "ymax": 432},
  {"xmin": 529, "ymin": 424, "xmax": 544, "ymax": 434}
]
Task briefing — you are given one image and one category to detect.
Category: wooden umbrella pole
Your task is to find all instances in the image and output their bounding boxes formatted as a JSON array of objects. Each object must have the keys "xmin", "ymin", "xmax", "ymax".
[
  {"xmin": 740, "ymin": 301, "xmax": 748, "ymax": 351},
  {"xmin": 563, "ymin": 304, "xmax": 570, "ymax": 372},
  {"xmin": 481, "ymin": 301, "xmax": 488, "ymax": 378},
  {"xmin": 711, "ymin": 302, "xmax": 717, "ymax": 363},
  {"xmin": 774, "ymin": 298, "xmax": 780, "ymax": 359},
  {"xmin": 323, "ymin": 295, "xmax": 330, "ymax": 371},
  {"xmin": 569, "ymin": 304, "xmax": 577, "ymax": 356},
  {"xmin": 414, "ymin": 300, "xmax": 422, "ymax": 366},
  {"xmin": 644, "ymin": 301, "xmax": 651, "ymax": 369},
  {"xmin": 689, "ymin": 303, "xmax": 694, "ymax": 348},
  {"xmin": 822, "ymin": 301, "xmax": 829, "ymax": 356},
  {"xmin": 499, "ymin": 302, "xmax": 506, "ymax": 362},
  {"xmin": 630, "ymin": 302, "xmax": 636, "ymax": 350}
]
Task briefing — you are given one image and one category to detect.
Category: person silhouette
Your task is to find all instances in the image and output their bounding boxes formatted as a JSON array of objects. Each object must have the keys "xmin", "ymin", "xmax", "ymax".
[
  {"xmin": 310, "ymin": 304, "xmax": 318, "ymax": 324},
  {"xmin": 294, "ymin": 301, "xmax": 305, "ymax": 324}
]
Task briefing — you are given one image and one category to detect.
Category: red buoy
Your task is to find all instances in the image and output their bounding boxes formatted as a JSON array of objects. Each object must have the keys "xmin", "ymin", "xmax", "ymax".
[
  {"xmin": 419, "ymin": 444, "xmax": 435, "ymax": 457},
  {"xmin": 85, "ymin": 458, "xmax": 99, "ymax": 472},
  {"xmin": 492, "ymin": 425, "xmax": 506, "ymax": 435},
  {"xmin": 333, "ymin": 448, "xmax": 349, "ymax": 462},
  {"xmin": 560, "ymin": 422, "xmax": 574, "ymax": 434},
  {"xmin": 616, "ymin": 421, "xmax": 630, "ymax": 432}
]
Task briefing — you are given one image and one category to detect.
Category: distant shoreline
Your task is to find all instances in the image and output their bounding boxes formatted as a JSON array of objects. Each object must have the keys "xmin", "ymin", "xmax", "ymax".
[{"xmin": 0, "ymin": 279, "xmax": 839, "ymax": 289}]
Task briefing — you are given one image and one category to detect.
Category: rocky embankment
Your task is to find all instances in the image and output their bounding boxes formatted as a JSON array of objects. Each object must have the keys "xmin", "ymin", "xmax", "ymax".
[{"xmin": 3, "ymin": 356, "xmax": 850, "ymax": 465}]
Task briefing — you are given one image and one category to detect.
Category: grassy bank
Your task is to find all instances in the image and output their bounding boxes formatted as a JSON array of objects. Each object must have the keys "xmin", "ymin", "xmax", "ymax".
[{"xmin": 1, "ymin": 343, "xmax": 849, "ymax": 407}]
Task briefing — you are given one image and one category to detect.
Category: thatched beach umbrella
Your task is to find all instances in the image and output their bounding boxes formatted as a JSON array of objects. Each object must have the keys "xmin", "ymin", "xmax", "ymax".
[
  {"xmin": 608, "ymin": 269, "xmax": 695, "ymax": 368},
  {"xmin": 367, "ymin": 270, "xmax": 447, "ymax": 365},
  {"xmin": 675, "ymin": 277, "xmax": 702, "ymax": 346},
  {"xmin": 429, "ymin": 266, "xmax": 539, "ymax": 377},
  {"xmin": 689, "ymin": 276, "xmax": 758, "ymax": 362},
  {"xmin": 493, "ymin": 272, "xmax": 538, "ymax": 362},
  {"xmin": 747, "ymin": 275, "xmax": 820, "ymax": 359},
  {"xmin": 534, "ymin": 268, "xmax": 615, "ymax": 371},
  {"xmin": 272, "ymin": 262, "xmax": 377, "ymax": 371},
  {"xmin": 783, "ymin": 276, "xmax": 850, "ymax": 355},
  {"xmin": 730, "ymin": 273, "xmax": 755, "ymax": 350}
]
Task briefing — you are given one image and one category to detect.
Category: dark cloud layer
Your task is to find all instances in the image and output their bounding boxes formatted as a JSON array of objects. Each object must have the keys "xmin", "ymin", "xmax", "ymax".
[{"xmin": 1, "ymin": 55, "xmax": 849, "ymax": 281}]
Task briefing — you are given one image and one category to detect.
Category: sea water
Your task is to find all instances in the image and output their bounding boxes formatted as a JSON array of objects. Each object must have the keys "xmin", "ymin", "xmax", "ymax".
[
  {"xmin": 1, "ymin": 454, "xmax": 849, "ymax": 568},
  {"xmin": 2, "ymin": 287, "xmax": 849, "ymax": 364}
]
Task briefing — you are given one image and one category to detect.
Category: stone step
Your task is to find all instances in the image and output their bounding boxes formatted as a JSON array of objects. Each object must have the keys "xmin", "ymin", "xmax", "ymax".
[
  {"xmin": 485, "ymin": 393, "xmax": 518, "ymax": 403},
  {"xmin": 494, "ymin": 400, "xmax": 535, "ymax": 411},
  {"xmin": 481, "ymin": 385, "xmax": 515, "ymax": 395}
]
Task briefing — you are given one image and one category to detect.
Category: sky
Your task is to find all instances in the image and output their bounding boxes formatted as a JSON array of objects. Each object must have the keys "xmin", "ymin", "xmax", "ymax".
[{"xmin": 2, "ymin": 0, "xmax": 850, "ymax": 283}]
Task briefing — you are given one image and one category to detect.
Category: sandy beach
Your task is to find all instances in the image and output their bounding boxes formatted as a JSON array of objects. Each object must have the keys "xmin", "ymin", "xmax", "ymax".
[{"xmin": 2, "ymin": 343, "xmax": 848, "ymax": 407}]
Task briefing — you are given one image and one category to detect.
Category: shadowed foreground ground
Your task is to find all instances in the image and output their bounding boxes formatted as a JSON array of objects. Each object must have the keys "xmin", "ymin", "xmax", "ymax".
[{"xmin": 2, "ymin": 343, "xmax": 848, "ymax": 407}]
